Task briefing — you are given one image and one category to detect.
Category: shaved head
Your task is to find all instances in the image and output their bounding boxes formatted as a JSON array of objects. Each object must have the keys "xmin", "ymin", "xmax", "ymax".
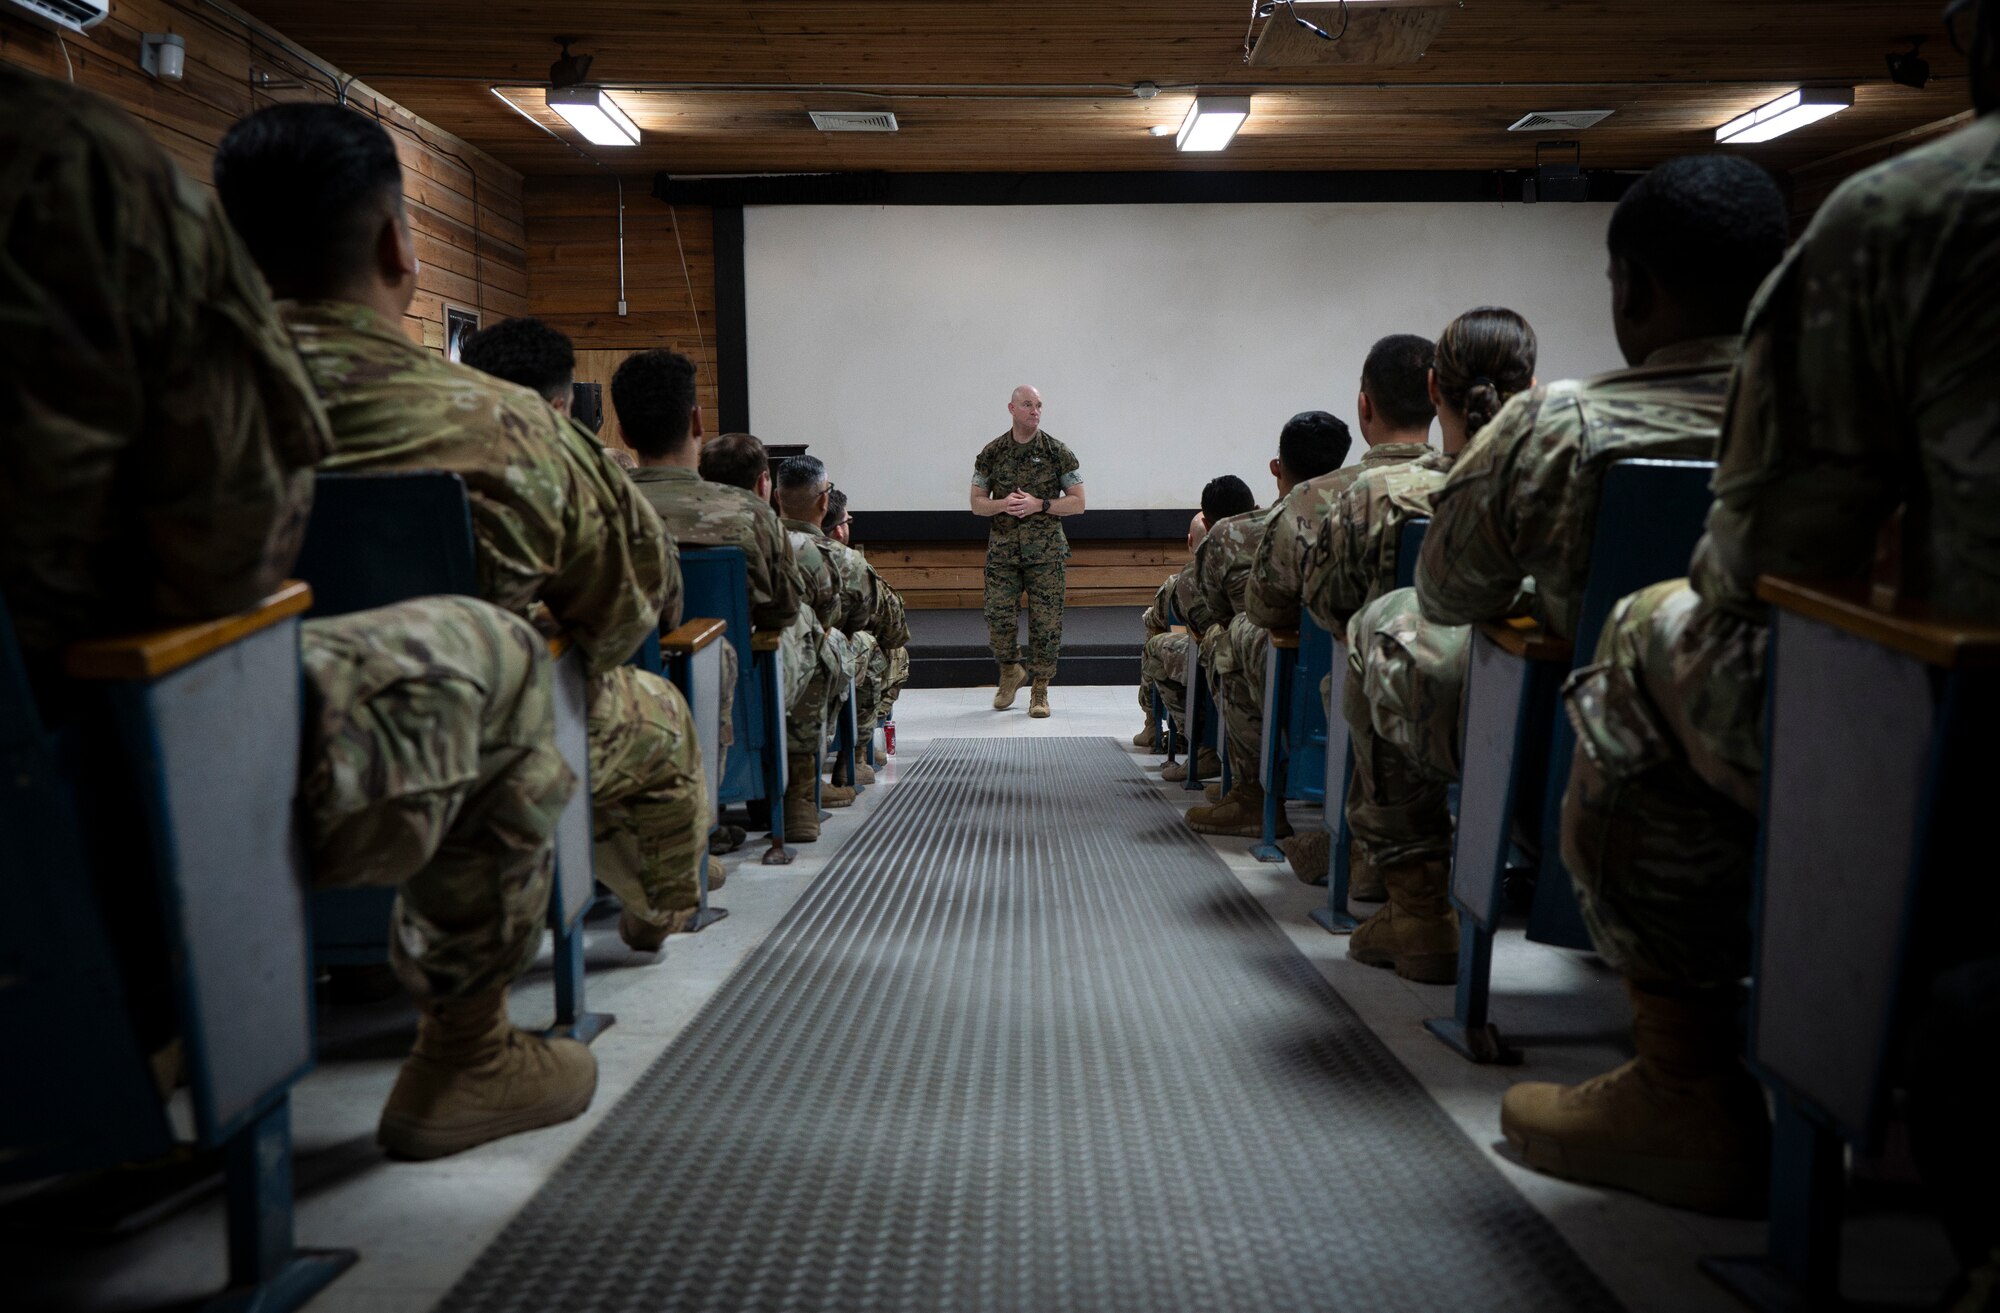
[{"xmin": 1007, "ymin": 384, "xmax": 1043, "ymax": 438}]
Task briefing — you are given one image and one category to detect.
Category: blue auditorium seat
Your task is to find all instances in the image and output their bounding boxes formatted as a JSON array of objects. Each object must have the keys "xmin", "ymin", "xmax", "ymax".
[
  {"xmin": 293, "ymin": 470, "xmax": 610, "ymax": 1041},
  {"xmin": 1427, "ymin": 457, "xmax": 1715, "ymax": 1064},
  {"xmin": 1703, "ymin": 577, "xmax": 1999, "ymax": 1311},
  {"xmin": 1312, "ymin": 516, "xmax": 1429, "ymax": 934},
  {"xmin": 678, "ymin": 545, "xmax": 796, "ymax": 864},
  {"xmin": 1, "ymin": 583, "xmax": 354, "ymax": 1311},
  {"xmin": 1253, "ymin": 611, "xmax": 1335, "ymax": 862}
]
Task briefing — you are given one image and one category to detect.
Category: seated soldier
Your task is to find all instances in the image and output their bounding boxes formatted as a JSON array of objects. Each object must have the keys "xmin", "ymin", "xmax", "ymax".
[
  {"xmin": 1145, "ymin": 479, "xmax": 1256, "ymax": 781},
  {"xmin": 1343, "ymin": 154, "xmax": 1788, "ymax": 988},
  {"xmin": 0, "ymin": 64, "xmax": 591, "ymax": 1160},
  {"xmin": 1136, "ymin": 511, "xmax": 1208, "ymax": 753},
  {"xmin": 820, "ymin": 489, "xmax": 909, "ymax": 786},
  {"xmin": 1185, "ymin": 412, "xmax": 1356, "ymax": 836},
  {"xmin": 459, "ymin": 315, "xmax": 579, "ymax": 420},
  {"xmin": 1507, "ymin": 70, "xmax": 2000, "ymax": 1218},
  {"xmin": 773, "ymin": 456, "xmax": 874, "ymax": 808},
  {"xmin": 214, "ymin": 105, "xmax": 709, "ymax": 952}
]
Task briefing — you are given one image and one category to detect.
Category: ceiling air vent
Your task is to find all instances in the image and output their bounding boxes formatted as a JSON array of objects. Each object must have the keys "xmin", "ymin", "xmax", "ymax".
[
  {"xmin": 810, "ymin": 110, "xmax": 899, "ymax": 133},
  {"xmin": 1508, "ymin": 110, "xmax": 1614, "ymax": 132}
]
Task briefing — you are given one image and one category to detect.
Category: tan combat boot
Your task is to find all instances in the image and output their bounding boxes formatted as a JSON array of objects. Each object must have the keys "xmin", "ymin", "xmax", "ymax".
[
  {"xmin": 854, "ymin": 760, "xmax": 877, "ymax": 785},
  {"xmin": 1501, "ymin": 981, "xmax": 1769, "ymax": 1215},
  {"xmin": 1347, "ymin": 858, "xmax": 1458, "ymax": 983},
  {"xmin": 1133, "ymin": 718, "xmax": 1158, "ymax": 749},
  {"xmin": 1186, "ymin": 781, "xmax": 1289, "ymax": 838},
  {"xmin": 377, "ymin": 986, "xmax": 598, "ymax": 1160},
  {"xmin": 1348, "ymin": 841, "xmax": 1386, "ymax": 902},
  {"xmin": 617, "ymin": 904, "xmax": 701, "ymax": 952},
  {"xmin": 781, "ymin": 751, "xmax": 820, "ymax": 842},
  {"xmin": 1029, "ymin": 680, "xmax": 1051, "ymax": 718},
  {"xmin": 824, "ymin": 755, "xmax": 859, "ymax": 807},
  {"xmin": 1278, "ymin": 829, "xmax": 1330, "ymax": 885},
  {"xmin": 992, "ymin": 663, "xmax": 1028, "ymax": 710},
  {"xmin": 1161, "ymin": 747, "xmax": 1221, "ymax": 783}
]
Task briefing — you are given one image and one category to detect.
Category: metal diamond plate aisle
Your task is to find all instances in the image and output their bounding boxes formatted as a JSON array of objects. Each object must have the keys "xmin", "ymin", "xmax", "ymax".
[{"xmin": 436, "ymin": 738, "xmax": 1621, "ymax": 1313}]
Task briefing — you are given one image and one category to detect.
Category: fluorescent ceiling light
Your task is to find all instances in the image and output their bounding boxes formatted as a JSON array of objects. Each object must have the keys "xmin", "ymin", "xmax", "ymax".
[
  {"xmin": 1177, "ymin": 96, "xmax": 1250, "ymax": 153},
  {"xmin": 545, "ymin": 87, "xmax": 641, "ymax": 146},
  {"xmin": 1715, "ymin": 88, "xmax": 1853, "ymax": 144}
]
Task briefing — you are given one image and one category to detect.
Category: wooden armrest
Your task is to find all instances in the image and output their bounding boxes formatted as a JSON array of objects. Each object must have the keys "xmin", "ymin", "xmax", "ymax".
[
  {"xmin": 66, "ymin": 581, "xmax": 314, "ymax": 681},
  {"xmin": 547, "ymin": 634, "xmax": 571, "ymax": 660},
  {"xmin": 751, "ymin": 629, "xmax": 783, "ymax": 654},
  {"xmin": 1168, "ymin": 624, "xmax": 1189, "ymax": 635},
  {"xmin": 1269, "ymin": 628, "xmax": 1301, "ymax": 651},
  {"xmin": 1475, "ymin": 616, "xmax": 1573, "ymax": 664},
  {"xmin": 1758, "ymin": 575, "xmax": 2000, "ymax": 670},
  {"xmin": 661, "ymin": 618, "xmax": 727, "ymax": 655}
]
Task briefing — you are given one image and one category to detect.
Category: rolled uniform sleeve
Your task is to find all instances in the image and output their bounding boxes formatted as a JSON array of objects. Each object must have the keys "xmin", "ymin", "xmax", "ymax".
[{"xmin": 1052, "ymin": 438, "xmax": 1083, "ymax": 491}]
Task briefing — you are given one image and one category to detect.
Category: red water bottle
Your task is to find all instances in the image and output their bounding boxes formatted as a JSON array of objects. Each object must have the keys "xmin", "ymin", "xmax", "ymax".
[{"xmin": 884, "ymin": 720, "xmax": 896, "ymax": 755}]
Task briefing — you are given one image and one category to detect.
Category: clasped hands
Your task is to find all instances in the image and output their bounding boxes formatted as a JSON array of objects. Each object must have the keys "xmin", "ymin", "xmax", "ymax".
[{"xmin": 1002, "ymin": 488, "xmax": 1045, "ymax": 519}]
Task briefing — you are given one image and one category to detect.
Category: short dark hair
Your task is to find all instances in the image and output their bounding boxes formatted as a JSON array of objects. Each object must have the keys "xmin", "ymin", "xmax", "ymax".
[
  {"xmin": 609, "ymin": 349, "xmax": 699, "ymax": 459},
  {"xmin": 1607, "ymin": 155, "xmax": 1788, "ymax": 321},
  {"xmin": 215, "ymin": 103, "xmax": 404, "ymax": 300},
  {"xmin": 1434, "ymin": 307, "xmax": 1538, "ymax": 439},
  {"xmin": 775, "ymin": 455, "xmax": 828, "ymax": 513},
  {"xmin": 459, "ymin": 317, "xmax": 576, "ymax": 403},
  {"xmin": 1360, "ymin": 334, "xmax": 1438, "ymax": 432},
  {"xmin": 823, "ymin": 487, "xmax": 850, "ymax": 533},
  {"xmin": 700, "ymin": 432, "xmax": 768, "ymax": 490},
  {"xmin": 1277, "ymin": 411, "xmax": 1352, "ymax": 483},
  {"xmin": 1200, "ymin": 475, "xmax": 1256, "ymax": 524}
]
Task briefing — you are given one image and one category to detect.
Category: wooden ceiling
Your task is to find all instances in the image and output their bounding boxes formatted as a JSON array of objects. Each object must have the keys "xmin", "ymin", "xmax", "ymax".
[{"xmin": 238, "ymin": 1, "xmax": 1973, "ymax": 178}]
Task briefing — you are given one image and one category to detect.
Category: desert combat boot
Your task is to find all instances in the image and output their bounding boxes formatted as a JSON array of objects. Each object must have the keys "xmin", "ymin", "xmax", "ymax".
[
  {"xmin": 993, "ymin": 663, "xmax": 1028, "ymax": 710},
  {"xmin": 1186, "ymin": 780, "xmax": 1289, "ymax": 839},
  {"xmin": 1501, "ymin": 981, "xmax": 1770, "ymax": 1215},
  {"xmin": 377, "ymin": 986, "xmax": 598, "ymax": 1160},
  {"xmin": 781, "ymin": 750, "xmax": 822, "ymax": 842},
  {"xmin": 1029, "ymin": 680, "xmax": 1051, "ymax": 718},
  {"xmin": 1347, "ymin": 858, "xmax": 1458, "ymax": 983}
]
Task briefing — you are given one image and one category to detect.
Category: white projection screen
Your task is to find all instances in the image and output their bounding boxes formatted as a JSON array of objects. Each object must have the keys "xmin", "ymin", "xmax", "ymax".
[{"xmin": 744, "ymin": 202, "xmax": 1623, "ymax": 512}]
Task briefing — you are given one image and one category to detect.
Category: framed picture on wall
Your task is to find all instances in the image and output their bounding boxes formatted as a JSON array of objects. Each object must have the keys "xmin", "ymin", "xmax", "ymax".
[{"xmin": 445, "ymin": 306, "xmax": 479, "ymax": 362}]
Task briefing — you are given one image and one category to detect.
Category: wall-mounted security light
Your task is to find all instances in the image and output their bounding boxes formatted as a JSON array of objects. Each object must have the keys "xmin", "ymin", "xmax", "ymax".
[
  {"xmin": 1176, "ymin": 96, "xmax": 1251, "ymax": 152},
  {"xmin": 141, "ymin": 33, "xmax": 186, "ymax": 82},
  {"xmin": 545, "ymin": 87, "xmax": 641, "ymax": 146},
  {"xmin": 1715, "ymin": 88, "xmax": 1854, "ymax": 144}
]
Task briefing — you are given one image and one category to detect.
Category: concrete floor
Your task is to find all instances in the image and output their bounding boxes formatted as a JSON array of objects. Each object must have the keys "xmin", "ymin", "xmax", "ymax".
[{"xmin": 8, "ymin": 686, "xmax": 1956, "ymax": 1312}]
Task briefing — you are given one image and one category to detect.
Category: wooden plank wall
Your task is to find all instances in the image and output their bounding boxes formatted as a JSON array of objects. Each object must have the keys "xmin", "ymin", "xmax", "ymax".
[
  {"xmin": 862, "ymin": 540, "xmax": 1191, "ymax": 610},
  {"xmin": 525, "ymin": 177, "xmax": 719, "ymax": 452},
  {"xmin": 0, "ymin": 0, "xmax": 526, "ymax": 353}
]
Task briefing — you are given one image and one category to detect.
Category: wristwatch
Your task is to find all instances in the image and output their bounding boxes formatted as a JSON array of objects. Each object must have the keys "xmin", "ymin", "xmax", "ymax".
[{"xmin": 1041, "ymin": 498, "xmax": 1052, "ymax": 513}]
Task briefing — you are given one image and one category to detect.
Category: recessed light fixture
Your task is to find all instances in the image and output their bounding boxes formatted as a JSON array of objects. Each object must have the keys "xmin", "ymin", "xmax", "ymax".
[
  {"xmin": 545, "ymin": 87, "xmax": 641, "ymax": 146},
  {"xmin": 1715, "ymin": 88, "xmax": 1853, "ymax": 144},
  {"xmin": 1176, "ymin": 96, "xmax": 1251, "ymax": 152}
]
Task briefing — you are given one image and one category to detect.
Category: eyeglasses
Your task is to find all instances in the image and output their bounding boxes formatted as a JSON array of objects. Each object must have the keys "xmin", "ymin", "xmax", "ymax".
[{"xmin": 1945, "ymin": 0, "xmax": 1976, "ymax": 56}]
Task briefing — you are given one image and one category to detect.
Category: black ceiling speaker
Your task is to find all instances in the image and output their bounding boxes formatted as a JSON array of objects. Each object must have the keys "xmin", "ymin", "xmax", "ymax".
[
  {"xmin": 550, "ymin": 38, "xmax": 593, "ymax": 89},
  {"xmin": 1887, "ymin": 37, "xmax": 1931, "ymax": 89}
]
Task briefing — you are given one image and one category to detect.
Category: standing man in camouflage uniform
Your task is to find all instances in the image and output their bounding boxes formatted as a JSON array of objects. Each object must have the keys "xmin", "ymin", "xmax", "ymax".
[
  {"xmin": 1, "ymin": 65, "xmax": 593, "ymax": 1160},
  {"xmin": 1183, "ymin": 412, "xmax": 1355, "ymax": 836},
  {"xmin": 1342, "ymin": 156, "xmax": 1787, "ymax": 995},
  {"xmin": 215, "ymin": 105, "xmax": 709, "ymax": 953},
  {"xmin": 1506, "ymin": 52, "xmax": 2000, "ymax": 1216},
  {"xmin": 971, "ymin": 385, "xmax": 1086, "ymax": 718}
]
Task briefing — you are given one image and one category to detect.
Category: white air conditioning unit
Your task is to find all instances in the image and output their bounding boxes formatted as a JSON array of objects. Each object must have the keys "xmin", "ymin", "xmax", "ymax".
[
  {"xmin": 5, "ymin": 0, "xmax": 109, "ymax": 35},
  {"xmin": 1508, "ymin": 110, "xmax": 1614, "ymax": 133},
  {"xmin": 810, "ymin": 110, "xmax": 898, "ymax": 133}
]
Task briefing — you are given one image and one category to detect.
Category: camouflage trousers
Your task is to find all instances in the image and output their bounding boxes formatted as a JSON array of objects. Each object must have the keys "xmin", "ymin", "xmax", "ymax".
[
  {"xmin": 1209, "ymin": 614, "xmax": 1267, "ymax": 788},
  {"xmin": 588, "ymin": 663, "xmax": 711, "ymax": 928},
  {"xmin": 857, "ymin": 642, "xmax": 908, "ymax": 732},
  {"xmin": 984, "ymin": 554, "xmax": 1066, "ymax": 680},
  {"xmin": 786, "ymin": 645, "xmax": 847, "ymax": 754},
  {"xmin": 1140, "ymin": 630, "xmax": 1192, "ymax": 730},
  {"xmin": 1561, "ymin": 580, "xmax": 1764, "ymax": 990},
  {"xmin": 301, "ymin": 598, "xmax": 575, "ymax": 1000},
  {"xmin": 1343, "ymin": 587, "xmax": 1470, "ymax": 868}
]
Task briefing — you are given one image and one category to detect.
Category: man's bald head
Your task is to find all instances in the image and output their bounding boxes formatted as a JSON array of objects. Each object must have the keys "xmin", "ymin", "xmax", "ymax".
[
  {"xmin": 1007, "ymin": 385, "xmax": 1043, "ymax": 437},
  {"xmin": 1188, "ymin": 512, "xmax": 1210, "ymax": 554}
]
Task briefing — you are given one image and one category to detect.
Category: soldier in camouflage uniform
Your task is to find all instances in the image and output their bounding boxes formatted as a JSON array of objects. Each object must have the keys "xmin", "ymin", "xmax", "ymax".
[
  {"xmin": 1136, "ymin": 515, "xmax": 1208, "ymax": 758},
  {"xmin": 1505, "ymin": 101, "xmax": 2000, "ymax": 1214},
  {"xmin": 822, "ymin": 487, "xmax": 910, "ymax": 762},
  {"xmin": 1, "ymin": 66, "xmax": 592, "ymax": 1160},
  {"xmin": 971, "ymin": 385, "xmax": 1086, "ymax": 718},
  {"xmin": 1180, "ymin": 412, "xmax": 1357, "ymax": 835},
  {"xmin": 215, "ymin": 105, "xmax": 709, "ymax": 952}
]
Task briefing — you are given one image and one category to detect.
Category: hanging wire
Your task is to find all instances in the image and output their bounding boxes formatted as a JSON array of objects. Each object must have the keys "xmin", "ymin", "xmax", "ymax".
[{"xmin": 1246, "ymin": 0, "xmax": 1349, "ymax": 61}]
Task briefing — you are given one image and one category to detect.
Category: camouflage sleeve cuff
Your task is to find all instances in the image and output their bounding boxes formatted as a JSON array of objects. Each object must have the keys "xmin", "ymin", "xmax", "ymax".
[
  {"xmin": 1060, "ymin": 471, "xmax": 1084, "ymax": 491},
  {"xmin": 970, "ymin": 472, "xmax": 992, "ymax": 491}
]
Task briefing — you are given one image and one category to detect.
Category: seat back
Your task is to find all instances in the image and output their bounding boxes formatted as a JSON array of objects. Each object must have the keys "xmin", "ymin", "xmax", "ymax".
[
  {"xmin": 1282, "ymin": 611, "xmax": 1335, "ymax": 802},
  {"xmin": 1530, "ymin": 457, "xmax": 1715, "ymax": 946},
  {"xmin": 1, "ymin": 591, "xmax": 312, "ymax": 1179},
  {"xmin": 293, "ymin": 471, "xmax": 480, "ymax": 615},
  {"xmin": 1394, "ymin": 516, "xmax": 1431, "ymax": 591},
  {"xmin": 678, "ymin": 546, "xmax": 766, "ymax": 804}
]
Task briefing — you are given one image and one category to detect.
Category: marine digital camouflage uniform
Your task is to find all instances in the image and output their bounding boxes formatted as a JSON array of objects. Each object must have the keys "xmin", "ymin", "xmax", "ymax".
[
  {"xmin": 1562, "ymin": 115, "xmax": 2000, "ymax": 989},
  {"xmin": 0, "ymin": 65, "xmax": 572, "ymax": 998},
  {"xmin": 628, "ymin": 464, "xmax": 811, "ymax": 744},
  {"xmin": 973, "ymin": 429, "xmax": 1081, "ymax": 680},
  {"xmin": 282, "ymin": 301, "xmax": 708, "ymax": 927},
  {"xmin": 1187, "ymin": 509, "xmax": 1272, "ymax": 786},
  {"xmin": 1340, "ymin": 338, "xmax": 1743, "ymax": 869},
  {"xmin": 1236, "ymin": 443, "xmax": 1433, "ymax": 788}
]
